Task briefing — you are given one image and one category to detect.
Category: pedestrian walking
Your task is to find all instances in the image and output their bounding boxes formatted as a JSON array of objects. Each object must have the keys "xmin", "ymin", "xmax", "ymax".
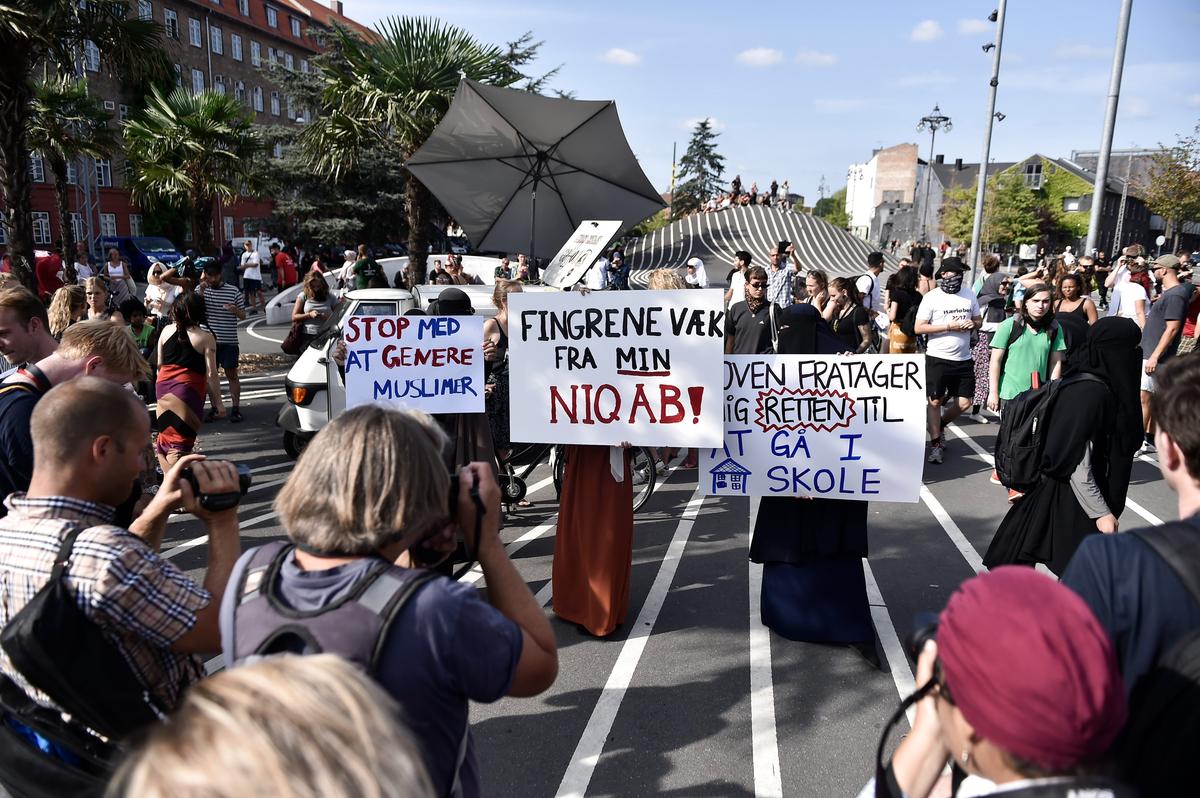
[
  {"xmin": 238, "ymin": 241, "xmax": 265, "ymax": 315},
  {"xmin": 199, "ymin": 259, "xmax": 246, "ymax": 423},
  {"xmin": 1138, "ymin": 254, "xmax": 1195, "ymax": 454}
]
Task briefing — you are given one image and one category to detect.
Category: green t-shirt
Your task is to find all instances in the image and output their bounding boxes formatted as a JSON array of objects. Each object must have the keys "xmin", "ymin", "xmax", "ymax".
[
  {"xmin": 990, "ymin": 317, "xmax": 1068, "ymax": 400},
  {"xmin": 352, "ymin": 258, "xmax": 381, "ymax": 290}
]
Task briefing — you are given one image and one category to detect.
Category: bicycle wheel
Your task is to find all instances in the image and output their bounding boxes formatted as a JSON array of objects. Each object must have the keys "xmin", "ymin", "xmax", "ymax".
[{"xmin": 629, "ymin": 446, "xmax": 656, "ymax": 513}]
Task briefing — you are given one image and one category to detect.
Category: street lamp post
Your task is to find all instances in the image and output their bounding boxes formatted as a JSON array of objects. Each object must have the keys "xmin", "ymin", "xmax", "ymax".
[
  {"xmin": 917, "ymin": 104, "xmax": 952, "ymax": 244},
  {"xmin": 968, "ymin": 2, "xmax": 1008, "ymax": 283}
]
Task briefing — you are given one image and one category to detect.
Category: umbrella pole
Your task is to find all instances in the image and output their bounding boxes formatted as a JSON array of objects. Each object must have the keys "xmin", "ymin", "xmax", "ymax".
[{"xmin": 529, "ymin": 182, "xmax": 537, "ymax": 282}]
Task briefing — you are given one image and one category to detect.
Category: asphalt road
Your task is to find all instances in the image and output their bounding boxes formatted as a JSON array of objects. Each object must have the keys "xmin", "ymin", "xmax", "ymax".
[{"xmin": 158, "ymin": 317, "xmax": 1180, "ymax": 797}]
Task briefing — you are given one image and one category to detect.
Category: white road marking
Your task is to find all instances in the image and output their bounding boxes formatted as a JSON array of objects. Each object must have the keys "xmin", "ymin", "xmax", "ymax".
[
  {"xmin": 554, "ymin": 487, "xmax": 706, "ymax": 798},
  {"xmin": 919, "ymin": 485, "xmax": 985, "ymax": 574},
  {"xmin": 246, "ymin": 318, "xmax": 285, "ymax": 344},
  {"xmin": 863, "ymin": 559, "xmax": 916, "ymax": 726},
  {"xmin": 747, "ymin": 496, "xmax": 783, "ymax": 798}
]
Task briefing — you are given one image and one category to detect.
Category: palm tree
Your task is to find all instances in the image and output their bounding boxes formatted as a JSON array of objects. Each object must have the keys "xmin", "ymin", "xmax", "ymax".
[
  {"xmin": 0, "ymin": 0, "xmax": 166, "ymax": 288},
  {"xmin": 300, "ymin": 17, "xmax": 520, "ymax": 282},
  {"xmin": 124, "ymin": 86, "xmax": 263, "ymax": 256},
  {"xmin": 27, "ymin": 77, "xmax": 116, "ymax": 280}
]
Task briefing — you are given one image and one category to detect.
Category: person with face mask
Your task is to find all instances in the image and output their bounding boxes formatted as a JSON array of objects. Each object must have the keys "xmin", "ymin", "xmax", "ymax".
[{"xmin": 913, "ymin": 258, "xmax": 982, "ymax": 465}]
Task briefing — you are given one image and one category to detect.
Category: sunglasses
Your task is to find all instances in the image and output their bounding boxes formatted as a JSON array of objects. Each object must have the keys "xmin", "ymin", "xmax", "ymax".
[{"xmin": 748, "ymin": 281, "xmax": 768, "ymax": 288}]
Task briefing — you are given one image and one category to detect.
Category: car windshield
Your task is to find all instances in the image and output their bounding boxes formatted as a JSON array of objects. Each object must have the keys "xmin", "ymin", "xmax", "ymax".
[
  {"xmin": 307, "ymin": 299, "xmax": 400, "ymax": 350},
  {"xmin": 133, "ymin": 237, "xmax": 178, "ymax": 254}
]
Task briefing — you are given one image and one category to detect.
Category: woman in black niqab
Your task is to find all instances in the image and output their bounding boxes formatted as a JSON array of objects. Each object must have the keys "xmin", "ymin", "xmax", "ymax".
[
  {"xmin": 750, "ymin": 304, "xmax": 878, "ymax": 662},
  {"xmin": 984, "ymin": 317, "xmax": 1143, "ymax": 574}
]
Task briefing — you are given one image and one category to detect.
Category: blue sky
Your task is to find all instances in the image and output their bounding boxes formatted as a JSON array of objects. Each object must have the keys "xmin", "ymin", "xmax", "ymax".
[{"xmin": 351, "ymin": 0, "xmax": 1200, "ymax": 204}]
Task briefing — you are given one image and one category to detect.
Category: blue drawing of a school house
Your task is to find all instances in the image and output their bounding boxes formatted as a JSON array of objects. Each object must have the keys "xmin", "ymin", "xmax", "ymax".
[{"xmin": 709, "ymin": 458, "xmax": 752, "ymax": 494}]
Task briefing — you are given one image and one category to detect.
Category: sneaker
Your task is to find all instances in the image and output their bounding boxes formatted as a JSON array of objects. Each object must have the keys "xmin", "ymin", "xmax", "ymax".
[
  {"xmin": 927, "ymin": 443, "xmax": 944, "ymax": 465},
  {"xmin": 969, "ymin": 411, "xmax": 989, "ymax": 424},
  {"xmin": 230, "ymin": 408, "xmax": 244, "ymax": 423},
  {"xmin": 632, "ymin": 468, "xmax": 649, "ymax": 485},
  {"xmin": 1007, "ymin": 489, "xmax": 1024, "ymax": 503},
  {"xmin": 1137, "ymin": 441, "xmax": 1156, "ymax": 455},
  {"xmin": 989, "ymin": 470, "xmax": 1002, "ymax": 485},
  {"xmin": 654, "ymin": 460, "xmax": 667, "ymax": 475}
]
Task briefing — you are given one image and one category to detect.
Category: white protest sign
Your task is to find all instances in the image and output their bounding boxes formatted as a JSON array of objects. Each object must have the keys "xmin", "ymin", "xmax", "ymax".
[
  {"xmin": 702, "ymin": 355, "xmax": 927, "ymax": 502},
  {"xmin": 539, "ymin": 220, "xmax": 623, "ymax": 289},
  {"xmin": 508, "ymin": 289, "xmax": 725, "ymax": 447},
  {"xmin": 343, "ymin": 315, "xmax": 485, "ymax": 414}
]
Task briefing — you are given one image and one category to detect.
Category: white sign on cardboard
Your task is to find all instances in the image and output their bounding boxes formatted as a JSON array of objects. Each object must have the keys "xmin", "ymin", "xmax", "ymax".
[
  {"xmin": 702, "ymin": 355, "xmax": 927, "ymax": 503},
  {"xmin": 539, "ymin": 219, "xmax": 623, "ymax": 289},
  {"xmin": 507, "ymin": 289, "xmax": 726, "ymax": 447},
  {"xmin": 343, "ymin": 315, "xmax": 485, "ymax": 414}
]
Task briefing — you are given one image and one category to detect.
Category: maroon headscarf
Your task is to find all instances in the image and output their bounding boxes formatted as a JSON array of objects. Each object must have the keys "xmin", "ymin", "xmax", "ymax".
[{"xmin": 938, "ymin": 567, "xmax": 1126, "ymax": 772}]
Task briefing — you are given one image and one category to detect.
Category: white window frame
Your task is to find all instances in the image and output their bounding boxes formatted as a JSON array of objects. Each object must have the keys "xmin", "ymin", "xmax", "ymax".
[
  {"xmin": 174, "ymin": 63, "xmax": 183, "ymax": 86},
  {"xmin": 272, "ymin": 142, "xmax": 283, "ymax": 159},
  {"xmin": 283, "ymin": 52, "xmax": 293, "ymax": 70},
  {"xmin": 99, "ymin": 213, "xmax": 117, "ymax": 238},
  {"xmin": 70, "ymin": 212, "xmax": 84, "ymax": 243},
  {"xmin": 252, "ymin": 86, "xmax": 263, "ymax": 112},
  {"xmin": 118, "ymin": 103, "xmax": 130, "ymax": 122},
  {"xmin": 210, "ymin": 25, "xmax": 223, "ymax": 55},
  {"xmin": 65, "ymin": 161, "xmax": 77, "ymax": 185},
  {"xmin": 29, "ymin": 154, "xmax": 45, "ymax": 183},
  {"xmin": 129, "ymin": 214, "xmax": 144, "ymax": 237},
  {"xmin": 164, "ymin": 9, "xmax": 178, "ymax": 40},
  {"xmin": 31, "ymin": 212, "xmax": 51, "ymax": 245},
  {"xmin": 83, "ymin": 39, "xmax": 100, "ymax": 72},
  {"xmin": 191, "ymin": 68, "xmax": 205, "ymax": 93},
  {"xmin": 234, "ymin": 80, "xmax": 246, "ymax": 103},
  {"xmin": 299, "ymin": 57, "xmax": 309, "ymax": 74},
  {"xmin": 269, "ymin": 90, "xmax": 280, "ymax": 116},
  {"xmin": 188, "ymin": 17, "xmax": 202, "ymax": 47},
  {"xmin": 230, "ymin": 33, "xmax": 242, "ymax": 61},
  {"xmin": 290, "ymin": 15, "xmax": 301, "ymax": 37},
  {"xmin": 238, "ymin": 0, "xmax": 248, "ymax": 15},
  {"xmin": 250, "ymin": 40, "xmax": 261, "ymax": 66},
  {"xmin": 95, "ymin": 157, "xmax": 112, "ymax": 188},
  {"xmin": 137, "ymin": 0, "xmax": 152, "ymax": 21},
  {"xmin": 267, "ymin": 46, "xmax": 276, "ymax": 65},
  {"xmin": 266, "ymin": 5, "xmax": 278, "ymax": 27},
  {"xmin": 285, "ymin": 94, "xmax": 294, "ymax": 119},
  {"xmin": 223, "ymin": 216, "xmax": 235, "ymax": 241},
  {"xmin": 213, "ymin": 75, "xmax": 226, "ymax": 96}
]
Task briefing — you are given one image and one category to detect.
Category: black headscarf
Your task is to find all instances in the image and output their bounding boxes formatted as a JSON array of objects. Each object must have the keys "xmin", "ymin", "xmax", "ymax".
[
  {"xmin": 1066, "ymin": 316, "xmax": 1143, "ymax": 456},
  {"xmin": 776, "ymin": 303, "xmax": 850, "ymax": 355}
]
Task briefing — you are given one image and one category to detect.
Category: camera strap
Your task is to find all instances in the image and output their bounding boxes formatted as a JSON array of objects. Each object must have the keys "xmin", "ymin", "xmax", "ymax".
[
  {"xmin": 874, "ymin": 677, "xmax": 936, "ymax": 798},
  {"xmin": 450, "ymin": 474, "xmax": 485, "ymax": 581}
]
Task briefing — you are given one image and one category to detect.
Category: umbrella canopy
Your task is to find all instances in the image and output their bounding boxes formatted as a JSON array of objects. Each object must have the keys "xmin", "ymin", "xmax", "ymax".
[{"xmin": 406, "ymin": 79, "xmax": 665, "ymax": 259}]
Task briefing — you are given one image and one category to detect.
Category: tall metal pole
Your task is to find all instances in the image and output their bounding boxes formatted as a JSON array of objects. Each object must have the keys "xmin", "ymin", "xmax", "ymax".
[
  {"xmin": 1085, "ymin": 0, "xmax": 1133, "ymax": 255},
  {"xmin": 968, "ymin": 1, "xmax": 1008, "ymax": 282},
  {"xmin": 921, "ymin": 128, "xmax": 937, "ymax": 241}
]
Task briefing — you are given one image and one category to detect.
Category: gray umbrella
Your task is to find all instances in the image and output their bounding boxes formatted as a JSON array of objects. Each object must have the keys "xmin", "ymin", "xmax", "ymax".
[{"xmin": 406, "ymin": 79, "xmax": 665, "ymax": 260}]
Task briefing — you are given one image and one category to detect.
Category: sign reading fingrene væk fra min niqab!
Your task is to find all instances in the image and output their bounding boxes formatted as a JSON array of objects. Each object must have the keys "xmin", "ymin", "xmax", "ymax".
[
  {"xmin": 507, "ymin": 290, "xmax": 725, "ymax": 447},
  {"xmin": 703, "ymin": 355, "xmax": 927, "ymax": 503}
]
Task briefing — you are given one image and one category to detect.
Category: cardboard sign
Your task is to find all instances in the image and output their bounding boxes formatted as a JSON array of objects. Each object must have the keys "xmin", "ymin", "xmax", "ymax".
[
  {"xmin": 702, "ymin": 355, "xmax": 927, "ymax": 502},
  {"xmin": 508, "ymin": 290, "xmax": 725, "ymax": 446},
  {"xmin": 539, "ymin": 220, "xmax": 623, "ymax": 289},
  {"xmin": 343, "ymin": 315, "xmax": 485, "ymax": 414}
]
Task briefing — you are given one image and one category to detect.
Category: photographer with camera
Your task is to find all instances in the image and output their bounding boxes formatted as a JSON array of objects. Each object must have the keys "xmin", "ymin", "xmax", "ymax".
[
  {"xmin": 0, "ymin": 377, "xmax": 244, "ymax": 795},
  {"xmin": 862, "ymin": 567, "xmax": 1130, "ymax": 798},
  {"xmin": 220, "ymin": 405, "xmax": 558, "ymax": 798}
]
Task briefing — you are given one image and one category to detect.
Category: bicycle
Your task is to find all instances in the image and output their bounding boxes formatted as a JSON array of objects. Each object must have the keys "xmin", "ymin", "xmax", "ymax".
[{"xmin": 496, "ymin": 443, "xmax": 658, "ymax": 513}]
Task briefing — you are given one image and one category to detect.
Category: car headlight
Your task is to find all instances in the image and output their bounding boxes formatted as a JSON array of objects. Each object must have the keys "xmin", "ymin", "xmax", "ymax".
[{"xmin": 284, "ymin": 377, "xmax": 322, "ymax": 406}]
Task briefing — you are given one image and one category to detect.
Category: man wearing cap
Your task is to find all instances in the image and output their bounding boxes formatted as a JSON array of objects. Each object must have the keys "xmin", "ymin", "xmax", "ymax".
[
  {"xmin": 913, "ymin": 257, "xmax": 981, "ymax": 465},
  {"xmin": 1136, "ymin": 254, "xmax": 1195, "ymax": 454}
]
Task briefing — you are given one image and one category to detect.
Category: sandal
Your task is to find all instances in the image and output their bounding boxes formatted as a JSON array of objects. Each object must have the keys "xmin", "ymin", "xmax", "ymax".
[
  {"xmin": 230, "ymin": 408, "xmax": 244, "ymax": 423},
  {"xmin": 204, "ymin": 408, "xmax": 226, "ymax": 422}
]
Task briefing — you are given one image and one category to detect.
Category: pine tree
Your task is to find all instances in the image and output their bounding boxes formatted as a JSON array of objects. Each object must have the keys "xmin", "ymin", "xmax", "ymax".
[{"xmin": 672, "ymin": 118, "xmax": 725, "ymax": 218}]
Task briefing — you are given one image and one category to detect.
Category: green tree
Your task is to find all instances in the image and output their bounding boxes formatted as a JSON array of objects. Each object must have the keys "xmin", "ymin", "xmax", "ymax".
[
  {"xmin": 986, "ymin": 172, "xmax": 1042, "ymax": 246},
  {"xmin": 1136, "ymin": 122, "xmax": 1200, "ymax": 246},
  {"xmin": 124, "ymin": 86, "xmax": 263, "ymax": 255},
  {"xmin": 298, "ymin": 17, "xmax": 520, "ymax": 282},
  {"xmin": 939, "ymin": 185, "xmax": 977, "ymax": 243},
  {"xmin": 27, "ymin": 77, "xmax": 116, "ymax": 277},
  {"xmin": 672, "ymin": 118, "xmax": 725, "ymax": 218},
  {"xmin": 813, "ymin": 186, "xmax": 849, "ymax": 230},
  {"xmin": 0, "ymin": 0, "xmax": 166, "ymax": 287}
]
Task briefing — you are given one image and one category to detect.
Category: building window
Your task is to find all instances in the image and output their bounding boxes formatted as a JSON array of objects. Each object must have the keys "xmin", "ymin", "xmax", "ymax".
[
  {"xmin": 99, "ymin": 213, "xmax": 117, "ymax": 238},
  {"xmin": 1062, "ymin": 197, "xmax": 1082, "ymax": 213},
  {"xmin": 118, "ymin": 103, "xmax": 130, "ymax": 122},
  {"xmin": 299, "ymin": 57, "xmax": 309, "ymax": 74},
  {"xmin": 191, "ymin": 68, "xmax": 205, "ymax": 93},
  {"xmin": 272, "ymin": 142, "xmax": 283, "ymax": 159},
  {"xmin": 137, "ymin": 0, "xmax": 152, "ymax": 21},
  {"xmin": 188, "ymin": 18, "xmax": 202, "ymax": 47},
  {"xmin": 238, "ymin": 0, "xmax": 248, "ymax": 14},
  {"xmin": 267, "ymin": 46, "xmax": 276, "ymax": 65},
  {"xmin": 285, "ymin": 94, "xmax": 294, "ymax": 119},
  {"xmin": 173, "ymin": 63, "xmax": 183, "ymax": 86},
  {"xmin": 283, "ymin": 52, "xmax": 293, "ymax": 70},
  {"xmin": 164, "ymin": 9, "xmax": 178, "ymax": 39},
  {"xmin": 269, "ymin": 90, "xmax": 280, "ymax": 116},
  {"xmin": 223, "ymin": 216, "xmax": 235, "ymax": 241},
  {"xmin": 231, "ymin": 33, "xmax": 242, "ymax": 61},
  {"xmin": 29, "ymin": 154, "xmax": 45, "ymax": 183},
  {"xmin": 69, "ymin": 212, "xmax": 84, "ymax": 243},
  {"xmin": 252, "ymin": 86, "xmax": 263, "ymax": 112},
  {"xmin": 290, "ymin": 15, "xmax": 301, "ymax": 37},
  {"xmin": 265, "ymin": 5, "xmax": 278, "ymax": 27},
  {"xmin": 95, "ymin": 158, "xmax": 112, "ymax": 187},
  {"xmin": 214, "ymin": 75, "xmax": 226, "ymax": 96},
  {"xmin": 31, "ymin": 212, "xmax": 51, "ymax": 245},
  {"xmin": 1023, "ymin": 162, "xmax": 1043, "ymax": 190},
  {"xmin": 123, "ymin": 159, "xmax": 134, "ymax": 182},
  {"xmin": 234, "ymin": 80, "xmax": 246, "ymax": 103},
  {"xmin": 210, "ymin": 25, "xmax": 223, "ymax": 54},
  {"xmin": 129, "ymin": 214, "xmax": 144, "ymax": 237},
  {"xmin": 0, "ymin": 213, "xmax": 6, "ymax": 245},
  {"xmin": 250, "ymin": 40, "xmax": 260, "ymax": 66},
  {"xmin": 83, "ymin": 39, "xmax": 100, "ymax": 71},
  {"xmin": 65, "ymin": 161, "xmax": 77, "ymax": 185}
]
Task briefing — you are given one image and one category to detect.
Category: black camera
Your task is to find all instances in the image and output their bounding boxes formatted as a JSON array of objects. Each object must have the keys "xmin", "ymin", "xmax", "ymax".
[
  {"xmin": 180, "ymin": 463, "xmax": 251, "ymax": 512},
  {"xmin": 906, "ymin": 612, "xmax": 940, "ymax": 659},
  {"xmin": 778, "ymin": 240, "xmax": 790, "ymax": 256},
  {"xmin": 408, "ymin": 472, "xmax": 479, "ymax": 569}
]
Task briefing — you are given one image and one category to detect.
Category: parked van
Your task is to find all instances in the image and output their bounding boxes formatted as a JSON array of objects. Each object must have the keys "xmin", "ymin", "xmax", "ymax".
[{"xmin": 99, "ymin": 236, "xmax": 183, "ymax": 281}]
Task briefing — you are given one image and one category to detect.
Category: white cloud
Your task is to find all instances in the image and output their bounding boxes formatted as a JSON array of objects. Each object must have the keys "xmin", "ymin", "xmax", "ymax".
[
  {"xmin": 682, "ymin": 116, "xmax": 726, "ymax": 132},
  {"xmin": 1188, "ymin": 94, "xmax": 1200, "ymax": 107},
  {"xmin": 814, "ymin": 99, "xmax": 866, "ymax": 114},
  {"xmin": 957, "ymin": 19, "xmax": 991, "ymax": 35},
  {"xmin": 736, "ymin": 48, "xmax": 784, "ymax": 67},
  {"xmin": 795, "ymin": 49, "xmax": 837, "ymax": 66},
  {"xmin": 602, "ymin": 47, "xmax": 641, "ymax": 66},
  {"xmin": 1055, "ymin": 44, "xmax": 1109, "ymax": 59},
  {"xmin": 911, "ymin": 20, "xmax": 944, "ymax": 42},
  {"xmin": 895, "ymin": 72, "xmax": 955, "ymax": 88}
]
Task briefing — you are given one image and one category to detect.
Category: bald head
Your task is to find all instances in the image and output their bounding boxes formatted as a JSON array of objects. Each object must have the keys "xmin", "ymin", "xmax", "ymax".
[{"xmin": 31, "ymin": 377, "xmax": 145, "ymax": 469}]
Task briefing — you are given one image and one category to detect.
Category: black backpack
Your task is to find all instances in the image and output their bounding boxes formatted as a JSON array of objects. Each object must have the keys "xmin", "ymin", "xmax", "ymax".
[
  {"xmin": 1114, "ymin": 521, "xmax": 1200, "ymax": 796},
  {"xmin": 993, "ymin": 372, "xmax": 1103, "ymax": 492}
]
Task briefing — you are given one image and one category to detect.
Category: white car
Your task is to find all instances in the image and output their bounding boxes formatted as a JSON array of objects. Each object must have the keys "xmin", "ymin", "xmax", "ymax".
[{"xmin": 276, "ymin": 283, "xmax": 554, "ymax": 457}]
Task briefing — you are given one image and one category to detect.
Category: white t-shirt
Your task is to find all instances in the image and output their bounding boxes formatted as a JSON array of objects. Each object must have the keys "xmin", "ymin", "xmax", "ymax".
[
  {"xmin": 916, "ymin": 287, "xmax": 981, "ymax": 361},
  {"xmin": 74, "ymin": 261, "xmax": 93, "ymax": 283},
  {"xmin": 1109, "ymin": 280, "xmax": 1148, "ymax": 321},
  {"xmin": 857, "ymin": 270, "xmax": 888, "ymax": 330},
  {"xmin": 727, "ymin": 269, "xmax": 745, "ymax": 303},
  {"xmin": 586, "ymin": 257, "xmax": 608, "ymax": 290},
  {"xmin": 241, "ymin": 250, "xmax": 262, "ymax": 281}
]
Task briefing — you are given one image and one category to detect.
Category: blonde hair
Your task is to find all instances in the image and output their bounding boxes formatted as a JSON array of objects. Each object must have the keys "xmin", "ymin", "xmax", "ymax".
[
  {"xmin": 275, "ymin": 405, "xmax": 449, "ymax": 554},
  {"xmin": 109, "ymin": 655, "xmax": 434, "ymax": 798},
  {"xmin": 48, "ymin": 285, "xmax": 85, "ymax": 337},
  {"xmin": 57, "ymin": 319, "xmax": 151, "ymax": 381},
  {"xmin": 646, "ymin": 268, "xmax": 685, "ymax": 290},
  {"xmin": 84, "ymin": 276, "xmax": 109, "ymax": 297},
  {"xmin": 491, "ymin": 278, "xmax": 521, "ymax": 309}
]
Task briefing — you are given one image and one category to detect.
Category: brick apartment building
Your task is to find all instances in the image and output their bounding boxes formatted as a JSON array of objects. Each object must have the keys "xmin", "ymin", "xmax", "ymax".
[{"xmin": 1, "ymin": 0, "xmax": 372, "ymax": 257}]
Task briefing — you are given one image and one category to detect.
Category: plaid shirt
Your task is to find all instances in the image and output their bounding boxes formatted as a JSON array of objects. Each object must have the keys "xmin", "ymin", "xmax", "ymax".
[
  {"xmin": 766, "ymin": 266, "xmax": 795, "ymax": 307},
  {"xmin": 0, "ymin": 494, "xmax": 209, "ymax": 713}
]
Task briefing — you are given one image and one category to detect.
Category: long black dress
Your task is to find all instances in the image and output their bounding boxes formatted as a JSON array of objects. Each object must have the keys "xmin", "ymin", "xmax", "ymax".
[
  {"xmin": 748, "ymin": 304, "xmax": 874, "ymax": 644},
  {"xmin": 984, "ymin": 317, "xmax": 1143, "ymax": 575}
]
